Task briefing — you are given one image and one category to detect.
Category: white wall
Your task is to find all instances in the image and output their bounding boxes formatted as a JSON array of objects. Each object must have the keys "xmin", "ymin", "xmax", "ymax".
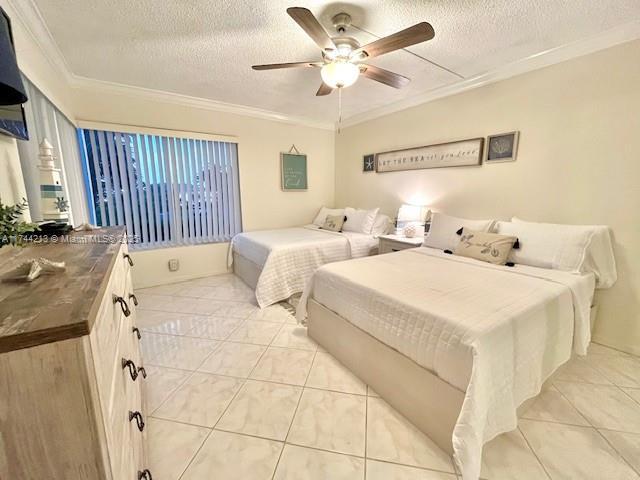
[
  {"xmin": 335, "ymin": 40, "xmax": 640, "ymax": 354},
  {"xmin": 0, "ymin": 136, "xmax": 29, "ymax": 217},
  {"xmin": 70, "ymin": 87, "xmax": 335, "ymax": 287}
]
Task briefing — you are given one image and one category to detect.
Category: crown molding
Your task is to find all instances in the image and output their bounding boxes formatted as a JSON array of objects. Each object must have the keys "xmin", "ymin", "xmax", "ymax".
[
  {"xmin": 339, "ymin": 19, "xmax": 640, "ymax": 129},
  {"xmin": 69, "ymin": 75, "xmax": 335, "ymax": 131},
  {"xmin": 5, "ymin": 0, "xmax": 74, "ymax": 84},
  {"xmin": 8, "ymin": 0, "xmax": 640, "ymax": 133}
]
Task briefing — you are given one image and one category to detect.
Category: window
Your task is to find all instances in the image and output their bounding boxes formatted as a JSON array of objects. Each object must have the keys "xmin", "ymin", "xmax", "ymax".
[{"xmin": 78, "ymin": 127, "xmax": 241, "ymax": 248}]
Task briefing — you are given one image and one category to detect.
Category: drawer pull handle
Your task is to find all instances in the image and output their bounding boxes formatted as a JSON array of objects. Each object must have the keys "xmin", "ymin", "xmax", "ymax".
[
  {"xmin": 129, "ymin": 411, "xmax": 145, "ymax": 431},
  {"xmin": 122, "ymin": 358, "xmax": 139, "ymax": 381},
  {"xmin": 129, "ymin": 293, "xmax": 139, "ymax": 306},
  {"xmin": 138, "ymin": 470, "xmax": 153, "ymax": 480},
  {"xmin": 137, "ymin": 366, "xmax": 147, "ymax": 379},
  {"xmin": 114, "ymin": 296, "xmax": 131, "ymax": 317},
  {"xmin": 123, "ymin": 253, "xmax": 134, "ymax": 266},
  {"xmin": 132, "ymin": 326, "xmax": 142, "ymax": 340}
]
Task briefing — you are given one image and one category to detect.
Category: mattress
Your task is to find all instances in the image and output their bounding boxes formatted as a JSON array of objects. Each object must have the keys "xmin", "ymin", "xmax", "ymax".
[
  {"xmin": 298, "ymin": 247, "xmax": 595, "ymax": 480},
  {"xmin": 231, "ymin": 225, "xmax": 378, "ymax": 307}
]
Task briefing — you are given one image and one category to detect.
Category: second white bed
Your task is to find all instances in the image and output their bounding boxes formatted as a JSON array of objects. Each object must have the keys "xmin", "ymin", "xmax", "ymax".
[{"xmin": 231, "ymin": 225, "xmax": 378, "ymax": 307}]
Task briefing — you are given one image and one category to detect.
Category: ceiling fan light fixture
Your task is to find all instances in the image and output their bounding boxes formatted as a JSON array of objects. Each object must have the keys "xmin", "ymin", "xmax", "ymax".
[{"xmin": 320, "ymin": 61, "xmax": 359, "ymax": 89}]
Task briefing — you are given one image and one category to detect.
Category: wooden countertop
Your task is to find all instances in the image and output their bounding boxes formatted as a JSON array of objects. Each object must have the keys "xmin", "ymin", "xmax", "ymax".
[{"xmin": 0, "ymin": 227, "xmax": 126, "ymax": 353}]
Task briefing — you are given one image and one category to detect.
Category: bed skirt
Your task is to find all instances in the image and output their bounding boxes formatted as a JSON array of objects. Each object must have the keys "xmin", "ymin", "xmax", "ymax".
[
  {"xmin": 233, "ymin": 251, "xmax": 262, "ymax": 290},
  {"xmin": 307, "ymin": 298, "xmax": 465, "ymax": 455}
]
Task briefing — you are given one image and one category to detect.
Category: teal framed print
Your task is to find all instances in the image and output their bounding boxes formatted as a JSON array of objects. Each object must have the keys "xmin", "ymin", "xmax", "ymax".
[{"xmin": 281, "ymin": 152, "xmax": 308, "ymax": 191}]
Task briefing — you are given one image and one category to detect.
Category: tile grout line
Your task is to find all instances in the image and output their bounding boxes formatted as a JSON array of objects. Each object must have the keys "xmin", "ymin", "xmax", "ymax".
[
  {"xmin": 520, "ymin": 384, "xmax": 590, "ymax": 428},
  {"xmin": 270, "ymin": 341, "xmax": 319, "ymax": 480},
  {"xmin": 148, "ymin": 362, "xmax": 370, "ymax": 412},
  {"xmin": 364, "ymin": 389, "xmax": 368, "ymax": 480},
  {"xmin": 149, "ymin": 303, "xmax": 255, "ymax": 480},
  {"xmin": 544, "ymin": 385, "xmax": 640, "ymax": 476},
  {"xmin": 517, "ymin": 425, "xmax": 553, "ymax": 480},
  {"xmin": 202, "ymin": 425, "xmax": 466, "ymax": 478},
  {"xmin": 147, "ymin": 368, "xmax": 194, "ymax": 417},
  {"xmin": 586, "ymin": 364, "xmax": 640, "ymax": 478},
  {"xmin": 176, "ymin": 331, "xmax": 265, "ymax": 480},
  {"xmin": 616, "ymin": 384, "xmax": 640, "ymax": 408},
  {"xmin": 593, "ymin": 427, "xmax": 640, "ymax": 476},
  {"xmin": 364, "ymin": 456, "xmax": 462, "ymax": 477}
]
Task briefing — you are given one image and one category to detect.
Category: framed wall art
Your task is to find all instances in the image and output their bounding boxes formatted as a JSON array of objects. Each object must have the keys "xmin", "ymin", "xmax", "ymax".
[
  {"xmin": 363, "ymin": 154, "xmax": 375, "ymax": 172},
  {"xmin": 485, "ymin": 131, "xmax": 519, "ymax": 163},
  {"xmin": 281, "ymin": 147, "xmax": 308, "ymax": 191},
  {"xmin": 376, "ymin": 138, "xmax": 484, "ymax": 173}
]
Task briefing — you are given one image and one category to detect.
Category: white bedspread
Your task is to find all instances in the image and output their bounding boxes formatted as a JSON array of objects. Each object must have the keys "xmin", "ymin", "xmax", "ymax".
[
  {"xmin": 231, "ymin": 225, "xmax": 378, "ymax": 307},
  {"xmin": 297, "ymin": 247, "xmax": 595, "ymax": 480}
]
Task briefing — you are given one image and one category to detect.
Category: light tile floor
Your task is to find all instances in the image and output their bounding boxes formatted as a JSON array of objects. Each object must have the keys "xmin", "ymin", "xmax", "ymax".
[{"xmin": 137, "ymin": 274, "xmax": 640, "ymax": 480}]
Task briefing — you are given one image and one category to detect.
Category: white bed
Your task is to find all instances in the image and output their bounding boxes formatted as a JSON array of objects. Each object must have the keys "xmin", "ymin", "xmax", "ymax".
[
  {"xmin": 230, "ymin": 225, "xmax": 379, "ymax": 307},
  {"xmin": 297, "ymin": 247, "xmax": 598, "ymax": 480}
]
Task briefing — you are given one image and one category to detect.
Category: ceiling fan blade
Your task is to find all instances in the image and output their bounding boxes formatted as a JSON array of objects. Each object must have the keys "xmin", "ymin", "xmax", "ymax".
[
  {"xmin": 287, "ymin": 7, "xmax": 336, "ymax": 51},
  {"xmin": 354, "ymin": 22, "xmax": 435, "ymax": 59},
  {"xmin": 252, "ymin": 61, "xmax": 323, "ymax": 70},
  {"xmin": 360, "ymin": 64, "xmax": 410, "ymax": 89},
  {"xmin": 316, "ymin": 82, "xmax": 334, "ymax": 96}
]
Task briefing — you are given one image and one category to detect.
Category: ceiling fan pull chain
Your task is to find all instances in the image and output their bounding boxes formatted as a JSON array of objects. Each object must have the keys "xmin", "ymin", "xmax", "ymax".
[{"xmin": 338, "ymin": 87, "xmax": 342, "ymax": 134}]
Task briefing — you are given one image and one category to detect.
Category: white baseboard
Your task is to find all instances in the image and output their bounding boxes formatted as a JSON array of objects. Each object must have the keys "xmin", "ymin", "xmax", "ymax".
[{"xmin": 591, "ymin": 334, "xmax": 640, "ymax": 356}]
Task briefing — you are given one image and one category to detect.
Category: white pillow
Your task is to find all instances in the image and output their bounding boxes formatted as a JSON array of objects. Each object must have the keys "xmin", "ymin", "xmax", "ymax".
[
  {"xmin": 343, "ymin": 207, "xmax": 379, "ymax": 234},
  {"xmin": 313, "ymin": 207, "xmax": 344, "ymax": 227},
  {"xmin": 371, "ymin": 214, "xmax": 391, "ymax": 236},
  {"xmin": 423, "ymin": 212, "xmax": 494, "ymax": 251},
  {"xmin": 496, "ymin": 218, "xmax": 594, "ymax": 272}
]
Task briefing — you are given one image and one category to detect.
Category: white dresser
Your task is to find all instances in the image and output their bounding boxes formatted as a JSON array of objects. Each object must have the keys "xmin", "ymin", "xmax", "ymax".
[{"xmin": 0, "ymin": 228, "xmax": 150, "ymax": 480}]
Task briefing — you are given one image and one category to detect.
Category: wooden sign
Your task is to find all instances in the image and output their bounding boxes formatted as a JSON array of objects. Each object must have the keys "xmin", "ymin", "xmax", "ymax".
[
  {"xmin": 281, "ymin": 152, "xmax": 308, "ymax": 191},
  {"xmin": 376, "ymin": 138, "xmax": 484, "ymax": 173}
]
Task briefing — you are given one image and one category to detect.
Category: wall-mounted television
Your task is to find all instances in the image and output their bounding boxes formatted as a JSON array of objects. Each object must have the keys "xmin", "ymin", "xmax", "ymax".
[
  {"xmin": 0, "ymin": 104, "xmax": 28, "ymax": 140},
  {"xmin": 0, "ymin": 7, "xmax": 28, "ymax": 140}
]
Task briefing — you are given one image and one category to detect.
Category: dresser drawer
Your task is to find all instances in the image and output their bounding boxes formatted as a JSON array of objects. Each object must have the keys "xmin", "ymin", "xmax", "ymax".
[
  {"xmin": 91, "ymin": 247, "xmax": 128, "ymax": 401},
  {"xmin": 121, "ymin": 339, "xmax": 146, "ymax": 480}
]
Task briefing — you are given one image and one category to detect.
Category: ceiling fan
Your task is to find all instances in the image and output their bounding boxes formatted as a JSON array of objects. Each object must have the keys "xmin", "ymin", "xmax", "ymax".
[{"xmin": 252, "ymin": 7, "xmax": 435, "ymax": 96}]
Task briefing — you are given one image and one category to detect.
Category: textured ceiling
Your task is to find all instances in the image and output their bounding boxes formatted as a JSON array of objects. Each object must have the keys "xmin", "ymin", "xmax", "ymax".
[{"xmin": 32, "ymin": 0, "xmax": 640, "ymax": 124}]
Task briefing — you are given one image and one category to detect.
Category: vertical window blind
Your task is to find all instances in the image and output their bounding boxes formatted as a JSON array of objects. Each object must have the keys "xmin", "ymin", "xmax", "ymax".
[{"xmin": 78, "ymin": 127, "xmax": 241, "ymax": 248}]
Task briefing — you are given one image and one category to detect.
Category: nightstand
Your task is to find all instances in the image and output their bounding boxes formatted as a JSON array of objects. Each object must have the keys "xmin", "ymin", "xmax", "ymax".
[{"xmin": 378, "ymin": 234, "xmax": 424, "ymax": 254}]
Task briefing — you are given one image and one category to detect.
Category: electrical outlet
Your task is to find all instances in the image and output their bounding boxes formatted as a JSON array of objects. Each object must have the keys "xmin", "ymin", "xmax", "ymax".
[{"xmin": 168, "ymin": 259, "xmax": 179, "ymax": 272}]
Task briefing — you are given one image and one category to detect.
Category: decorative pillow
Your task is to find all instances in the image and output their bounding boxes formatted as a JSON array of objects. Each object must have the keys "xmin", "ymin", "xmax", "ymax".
[
  {"xmin": 496, "ymin": 219, "xmax": 594, "ymax": 272},
  {"xmin": 453, "ymin": 228, "xmax": 517, "ymax": 265},
  {"xmin": 423, "ymin": 212, "xmax": 495, "ymax": 251},
  {"xmin": 371, "ymin": 214, "xmax": 392, "ymax": 236},
  {"xmin": 321, "ymin": 214, "xmax": 346, "ymax": 232},
  {"xmin": 313, "ymin": 207, "xmax": 344, "ymax": 226},
  {"xmin": 511, "ymin": 218, "xmax": 616, "ymax": 288},
  {"xmin": 343, "ymin": 207, "xmax": 380, "ymax": 234}
]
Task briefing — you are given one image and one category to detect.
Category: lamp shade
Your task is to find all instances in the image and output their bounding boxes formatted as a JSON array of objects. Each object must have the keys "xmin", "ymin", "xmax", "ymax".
[
  {"xmin": 0, "ymin": 9, "xmax": 28, "ymax": 105},
  {"xmin": 398, "ymin": 204, "xmax": 429, "ymax": 223}
]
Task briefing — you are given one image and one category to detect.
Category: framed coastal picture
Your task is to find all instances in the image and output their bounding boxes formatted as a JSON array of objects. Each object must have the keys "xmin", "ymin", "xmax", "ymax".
[
  {"xmin": 281, "ymin": 152, "xmax": 308, "ymax": 191},
  {"xmin": 375, "ymin": 138, "xmax": 484, "ymax": 173},
  {"xmin": 485, "ymin": 131, "xmax": 520, "ymax": 163},
  {"xmin": 363, "ymin": 154, "xmax": 375, "ymax": 172}
]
